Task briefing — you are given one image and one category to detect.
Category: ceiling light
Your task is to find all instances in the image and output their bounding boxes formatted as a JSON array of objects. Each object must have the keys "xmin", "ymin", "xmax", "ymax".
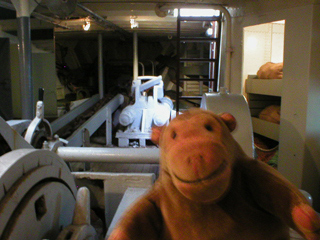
[
  {"xmin": 130, "ymin": 16, "xmax": 139, "ymax": 29},
  {"xmin": 206, "ymin": 27, "xmax": 213, "ymax": 36},
  {"xmin": 83, "ymin": 18, "xmax": 90, "ymax": 31},
  {"xmin": 174, "ymin": 8, "xmax": 220, "ymax": 17}
]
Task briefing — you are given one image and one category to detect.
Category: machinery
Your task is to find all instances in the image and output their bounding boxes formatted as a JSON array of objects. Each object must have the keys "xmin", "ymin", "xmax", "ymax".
[
  {"xmin": 0, "ymin": 148, "xmax": 78, "ymax": 239},
  {"xmin": 0, "ymin": 104, "xmax": 155, "ymax": 240},
  {"xmin": 116, "ymin": 75, "xmax": 174, "ymax": 147},
  {"xmin": 0, "ymin": 84, "xmax": 311, "ymax": 239},
  {"xmin": 0, "ymin": 76, "xmax": 169, "ymax": 239}
]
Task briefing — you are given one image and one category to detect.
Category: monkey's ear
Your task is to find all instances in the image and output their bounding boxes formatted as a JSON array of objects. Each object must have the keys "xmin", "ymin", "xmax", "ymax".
[
  {"xmin": 219, "ymin": 113, "xmax": 237, "ymax": 132},
  {"xmin": 151, "ymin": 126, "xmax": 165, "ymax": 145}
]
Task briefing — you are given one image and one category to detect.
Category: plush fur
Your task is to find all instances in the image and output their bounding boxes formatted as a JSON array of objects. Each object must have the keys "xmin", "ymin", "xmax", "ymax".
[
  {"xmin": 109, "ymin": 108, "xmax": 320, "ymax": 240},
  {"xmin": 257, "ymin": 62, "xmax": 283, "ymax": 79},
  {"xmin": 259, "ymin": 105, "xmax": 281, "ymax": 124}
]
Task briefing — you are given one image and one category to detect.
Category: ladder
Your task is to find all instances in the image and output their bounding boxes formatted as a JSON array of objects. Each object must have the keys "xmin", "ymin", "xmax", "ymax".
[{"xmin": 175, "ymin": 10, "xmax": 222, "ymax": 112}]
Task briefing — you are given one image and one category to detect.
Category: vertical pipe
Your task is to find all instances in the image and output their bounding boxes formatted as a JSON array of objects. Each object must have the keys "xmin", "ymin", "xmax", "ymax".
[
  {"xmin": 176, "ymin": 9, "xmax": 181, "ymax": 114},
  {"xmin": 208, "ymin": 41, "xmax": 215, "ymax": 92},
  {"xmin": 133, "ymin": 31, "xmax": 138, "ymax": 80},
  {"xmin": 215, "ymin": 19, "xmax": 223, "ymax": 92},
  {"xmin": 138, "ymin": 62, "xmax": 145, "ymax": 76},
  {"xmin": 106, "ymin": 108, "xmax": 112, "ymax": 146},
  {"xmin": 17, "ymin": 16, "xmax": 34, "ymax": 119},
  {"xmin": 98, "ymin": 33, "xmax": 104, "ymax": 99},
  {"xmin": 219, "ymin": 8, "xmax": 232, "ymax": 92}
]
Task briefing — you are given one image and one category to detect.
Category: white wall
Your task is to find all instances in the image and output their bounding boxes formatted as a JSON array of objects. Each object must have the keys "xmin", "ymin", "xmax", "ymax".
[
  {"xmin": 229, "ymin": 4, "xmax": 320, "ymax": 210},
  {"xmin": 242, "ymin": 22, "xmax": 284, "ymax": 90}
]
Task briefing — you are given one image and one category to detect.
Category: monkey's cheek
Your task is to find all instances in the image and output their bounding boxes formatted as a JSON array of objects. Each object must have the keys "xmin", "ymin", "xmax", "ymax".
[{"xmin": 173, "ymin": 166, "xmax": 232, "ymax": 203}]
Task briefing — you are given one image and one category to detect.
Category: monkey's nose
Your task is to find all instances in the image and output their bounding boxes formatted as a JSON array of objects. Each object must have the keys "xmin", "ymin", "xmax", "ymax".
[
  {"xmin": 187, "ymin": 155, "xmax": 207, "ymax": 176},
  {"xmin": 187, "ymin": 155, "xmax": 205, "ymax": 165}
]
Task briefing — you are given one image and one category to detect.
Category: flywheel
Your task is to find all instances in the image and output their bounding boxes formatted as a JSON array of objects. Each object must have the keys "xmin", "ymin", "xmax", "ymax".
[{"xmin": 0, "ymin": 149, "xmax": 77, "ymax": 240}]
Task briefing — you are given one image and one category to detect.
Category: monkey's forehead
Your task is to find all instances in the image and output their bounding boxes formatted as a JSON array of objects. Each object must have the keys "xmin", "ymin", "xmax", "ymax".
[{"xmin": 172, "ymin": 109, "xmax": 218, "ymax": 122}]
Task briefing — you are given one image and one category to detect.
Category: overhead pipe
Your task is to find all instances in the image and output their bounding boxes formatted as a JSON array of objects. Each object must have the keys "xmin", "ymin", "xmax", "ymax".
[
  {"xmin": 158, "ymin": 4, "xmax": 232, "ymax": 91},
  {"xmin": 56, "ymin": 147, "xmax": 160, "ymax": 164},
  {"xmin": 77, "ymin": 3, "xmax": 131, "ymax": 38}
]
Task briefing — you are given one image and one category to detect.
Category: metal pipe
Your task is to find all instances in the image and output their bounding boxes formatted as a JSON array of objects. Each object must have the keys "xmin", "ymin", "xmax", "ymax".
[
  {"xmin": 10, "ymin": 0, "xmax": 43, "ymax": 120},
  {"xmin": 139, "ymin": 62, "xmax": 145, "ymax": 76},
  {"xmin": 98, "ymin": 33, "xmax": 104, "ymax": 99},
  {"xmin": 17, "ymin": 16, "xmax": 34, "ymax": 119},
  {"xmin": 219, "ymin": 7, "xmax": 232, "ymax": 92},
  {"xmin": 56, "ymin": 147, "xmax": 160, "ymax": 164},
  {"xmin": 133, "ymin": 31, "xmax": 139, "ymax": 80},
  {"xmin": 138, "ymin": 76, "xmax": 162, "ymax": 92}
]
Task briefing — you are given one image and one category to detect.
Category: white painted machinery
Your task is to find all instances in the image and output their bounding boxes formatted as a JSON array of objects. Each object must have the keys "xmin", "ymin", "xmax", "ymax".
[
  {"xmin": 0, "ymin": 115, "xmax": 155, "ymax": 240},
  {"xmin": 116, "ymin": 76, "xmax": 174, "ymax": 147}
]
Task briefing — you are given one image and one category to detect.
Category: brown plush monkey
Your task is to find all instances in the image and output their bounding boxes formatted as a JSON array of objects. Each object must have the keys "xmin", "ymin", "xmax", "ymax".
[{"xmin": 109, "ymin": 108, "xmax": 320, "ymax": 240}]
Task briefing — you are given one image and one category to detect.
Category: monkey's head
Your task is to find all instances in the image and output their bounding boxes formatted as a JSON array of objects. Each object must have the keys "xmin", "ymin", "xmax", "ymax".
[{"xmin": 152, "ymin": 108, "xmax": 241, "ymax": 203}]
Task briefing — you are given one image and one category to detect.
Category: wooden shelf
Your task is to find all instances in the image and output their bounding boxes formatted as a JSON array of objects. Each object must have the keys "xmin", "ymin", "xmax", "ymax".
[{"xmin": 251, "ymin": 117, "xmax": 280, "ymax": 141}]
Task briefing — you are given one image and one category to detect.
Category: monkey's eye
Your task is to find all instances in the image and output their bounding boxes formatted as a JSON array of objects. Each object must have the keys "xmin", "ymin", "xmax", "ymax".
[
  {"xmin": 205, "ymin": 124, "xmax": 213, "ymax": 132},
  {"xmin": 171, "ymin": 131, "xmax": 177, "ymax": 139}
]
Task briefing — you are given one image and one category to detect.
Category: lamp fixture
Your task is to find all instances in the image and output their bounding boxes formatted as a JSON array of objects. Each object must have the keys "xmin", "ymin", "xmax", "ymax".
[
  {"xmin": 83, "ymin": 18, "xmax": 91, "ymax": 31},
  {"xmin": 206, "ymin": 27, "xmax": 213, "ymax": 36},
  {"xmin": 130, "ymin": 16, "xmax": 139, "ymax": 29}
]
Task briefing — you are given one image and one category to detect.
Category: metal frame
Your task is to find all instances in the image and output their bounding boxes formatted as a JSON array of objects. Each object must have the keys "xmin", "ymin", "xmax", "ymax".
[
  {"xmin": 0, "ymin": 117, "xmax": 33, "ymax": 150},
  {"xmin": 51, "ymin": 94, "xmax": 100, "ymax": 134},
  {"xmin": 66, "ymin": 94, "xmax": 124, "ymax": 146}
]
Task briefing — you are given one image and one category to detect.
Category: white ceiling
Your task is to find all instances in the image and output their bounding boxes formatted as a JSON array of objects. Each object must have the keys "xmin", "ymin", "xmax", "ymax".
[{"xmin": 0, "ymin": 0, "xmax": 318, "ymax": 39}]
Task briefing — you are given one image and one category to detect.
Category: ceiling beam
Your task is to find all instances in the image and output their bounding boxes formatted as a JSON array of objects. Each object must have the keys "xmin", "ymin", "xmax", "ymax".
[{"xmin": 77, "ymin": 3, "xmax": 132, "ymax": 38}]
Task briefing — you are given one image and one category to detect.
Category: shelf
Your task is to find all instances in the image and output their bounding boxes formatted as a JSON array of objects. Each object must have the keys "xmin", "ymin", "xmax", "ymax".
[
  {"xmin": 246, "ymin": 78, "xmax": 282, "ymax": 96},
  {"xmin": 252, "ymin": 117, "xmax": 280, "ymax": 141}
]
